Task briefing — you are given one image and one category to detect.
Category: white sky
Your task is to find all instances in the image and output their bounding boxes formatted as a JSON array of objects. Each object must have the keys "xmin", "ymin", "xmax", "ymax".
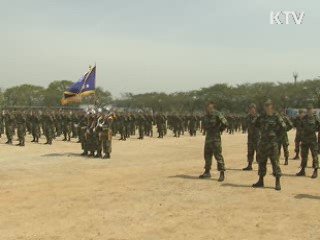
[{"xmin": 1, "ymin": 0, "xmax": 319, "ymax": 96}]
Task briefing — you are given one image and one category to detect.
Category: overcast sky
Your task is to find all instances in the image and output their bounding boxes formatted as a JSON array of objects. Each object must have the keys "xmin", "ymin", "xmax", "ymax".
[{"xmin": 1, "ymin": 0, "xmax": 319, "ymax": 96}]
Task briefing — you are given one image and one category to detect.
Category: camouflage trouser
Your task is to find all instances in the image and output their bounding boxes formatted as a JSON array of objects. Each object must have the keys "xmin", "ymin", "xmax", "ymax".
[
  {"xmin": 258, "ymin": 142, "xmax": 281, "ymax": 177},
  {"xmin": 32, "ymin": 124, "xmax": 41, "ymax": 140},
  {"xmin": 301, "ymin": 142, "xmax": 319, "ymax": 169},
  {"xmin": 17, "ymin": 125, "xmax": 26, "ymax": 144},
  {"xmin": 204, "ymin": 141, "xmax": 225, "ymax": 171},
  {"xmin": 5, "ymin": 125, "xmax": 14, "ymax": 141},
  {"xmin": 102, "ymin": 139, "xmax": 112, "ymax": 154},
  {"xmin": 79, "ymin": 128, "xmax": 87, "ymax": 151},
  {"xmin": 138, "ymin": 126, "xmax": 144, "ymax": 139},
  {"xmin": 278, "ymin": 143, "xmax": 289, "ymax": 158},
  {"xmin": 247, "ymin": 141, "xmax": 259, "ymax": 164},
  {"xmin": 294, "ymin": 133, "xmax": 301, "ymax": 155}
]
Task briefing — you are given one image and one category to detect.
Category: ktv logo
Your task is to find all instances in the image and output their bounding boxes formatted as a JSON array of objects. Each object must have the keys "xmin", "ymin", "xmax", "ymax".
[{"xmin": 270, "ymin": 11, "xmax": 305, "ymax": 25}]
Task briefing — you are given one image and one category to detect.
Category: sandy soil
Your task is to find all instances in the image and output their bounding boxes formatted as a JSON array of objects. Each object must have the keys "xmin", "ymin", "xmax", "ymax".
[{"xmin": 0, "ymin": 130, "xmax": 319, "ymax": 240}]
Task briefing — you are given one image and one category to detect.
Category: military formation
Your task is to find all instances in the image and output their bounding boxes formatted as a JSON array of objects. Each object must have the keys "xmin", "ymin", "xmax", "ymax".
[
  {"xmin": 1, "ymin": 100, "xmax": 320, "ymax": 191},
  {"xmin": 198, "ymin": 100, "xmax": 319, "ymax": 191}
]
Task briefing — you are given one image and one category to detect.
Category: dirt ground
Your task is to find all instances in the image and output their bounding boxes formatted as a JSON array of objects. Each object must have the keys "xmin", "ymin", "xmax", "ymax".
[{"xmin": 0, "ymin": 130, "xmax": 319, "ymax": 240}]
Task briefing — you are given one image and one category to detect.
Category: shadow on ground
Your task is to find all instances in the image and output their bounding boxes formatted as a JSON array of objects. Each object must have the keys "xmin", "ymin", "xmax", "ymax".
[
  {"xmin": 41, "ymin": 153, "xmax": 81, "ymax": 157},
  {"xmin": 295, "ymin": 194, "xmax": 320, "ymax": 200}
]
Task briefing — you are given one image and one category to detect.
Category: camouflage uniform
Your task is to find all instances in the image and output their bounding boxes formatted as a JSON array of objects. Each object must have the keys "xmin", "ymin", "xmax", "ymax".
[
  {"xmin": 42, "ymin": 112, "xmax": 55, "ymax": 144},
  {"xmin": 254, "ymin": 112, "xmax": 286, "ymax": 178},
  {"xmin": 293, "ymin": 113, "xmax": 304, "ymax": 158},
  {"xmin": 100, "ymin": 114, "xmax": 113, "ymax": 158},
  {"xmin": 246, "ymin": 113, "xmax": 260, "ymax": 166},
  {"xmin": 279, "ymin": 114, "xmax": 293, "ymax": 164},
  {"xmin": 202, "ymin": 111, "xmax": 228, "ymax": 172},
  {"xmin": 300, "ymin": 114, "xmax": 320, "ymax": 170},
  {"xmin": 4, "ymin": 111, "xmax": 15, "ymax": 144},
  {"xmin": 31, "ymin": 112, "xmax": 41, "ymax": 143},
  {"xmin": 16, "ymin": 112, "xmax": 27, "ymax": 146}
]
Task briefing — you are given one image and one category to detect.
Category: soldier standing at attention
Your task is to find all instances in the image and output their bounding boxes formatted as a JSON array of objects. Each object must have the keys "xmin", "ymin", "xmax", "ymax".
[
  {"xmin": 292, "ymin": 109, "xmax": 305, "ymax": 160},
  {"xmin": 243, "ymin": 103, "xmax": 260, "ymax": 171},
  {"xmin": 100, "ymin": 112, "xmax": 114, "ymax": 159},
  {"xmin": 16, "ymin": 111, "xmax": 27, "ymax": 146},
  {"xmin": 296, "ymin": 104, "xmax": 319, "ymax": 178},
  {"xmin": 199, "ymin": 101, "xmax": 228, "ymax": 182},
  {"xmin": 279, "ymin": 112, "xmax": 293, "ymax": 165},
  {"xmin": 252, "ymin": 100, "xmax": 286, "ymax": 191},
  {"xmin": 4, "ymin": 110, "xmax": 15, "ymax": 144}
]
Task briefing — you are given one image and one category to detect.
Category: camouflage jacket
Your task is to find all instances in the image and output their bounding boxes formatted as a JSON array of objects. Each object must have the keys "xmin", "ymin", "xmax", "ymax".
[
  {"xmin": 254, "ymin": 112, "xmax": 286, "ymax": 144},
  {"xmin": 203, "ymin": 111, "xmax": 228, "ymax": 142},
  {"xmin": 301, "ymin": 114, "xmax": 320, "ymax": 143}
]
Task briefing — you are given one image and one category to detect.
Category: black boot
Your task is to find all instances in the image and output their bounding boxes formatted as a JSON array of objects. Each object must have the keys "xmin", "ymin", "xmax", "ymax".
[
  {"xmin": 199, "ymin": 170, "xmax": 211, "ymax": 179},
  {"xmin": 296, "ymin": 168, "xmax": 306, "ymax": 176},
  {"xmin": 275, "ymin": 177, "xmax": 281, "ymax": 191},
  {"xmin": 95, "ymin": 151, "xmax": 102, "ymax": 158},
  {"xmin": 81, "ymin": 151, "xmax": 88, "ymax": 156},
  {"xmin": 243, "ymin": 163, "xmax": 253, "ymax": 171},
  {"xmin": 252, "ymin": 176, "xmax": 264, "ymax": 188},
  {"xmin": 292, "ymin": 154, "xmax": 299, "ymax": 160},
  {"xmin": 218, "ymin": 171, "xmax": 225, "ymax": 182},
  {"xmin": 284, "ymin": 157, "xmax": 288, "ymax": 165},
  {"xmin": 103, "ymin": 153, "xmax": 110, "ymax": 159},
  {"xmin": 89, "ymin": 151, "xmax": 95, "ymax": 157},
  {"xmin": 311, "ymin": 169, "xmax": 318, "ymax": 179}
]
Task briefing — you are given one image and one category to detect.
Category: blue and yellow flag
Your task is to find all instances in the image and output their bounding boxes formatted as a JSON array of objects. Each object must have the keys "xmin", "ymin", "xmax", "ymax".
[{"xmin": 61, "ymin": 65, "xmax": 96, "ymax": 105}]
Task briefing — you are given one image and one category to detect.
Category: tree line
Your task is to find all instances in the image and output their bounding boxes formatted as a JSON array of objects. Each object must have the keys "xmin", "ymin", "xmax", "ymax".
[{"xmin": 1, "ymin": 79, "xmax": 320, "ymax": 113}]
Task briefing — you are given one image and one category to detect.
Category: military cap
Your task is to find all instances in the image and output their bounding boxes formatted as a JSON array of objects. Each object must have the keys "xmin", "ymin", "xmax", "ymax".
[{"xmin": 298, "ymin": 109, "xmax": 305, "ymax": 113}]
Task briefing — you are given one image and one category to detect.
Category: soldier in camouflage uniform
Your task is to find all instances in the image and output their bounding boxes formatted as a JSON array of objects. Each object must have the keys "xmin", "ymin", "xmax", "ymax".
[
  {"xmin": 4, "ymin": 110, "xmax": 15, "ymax": 144},
  {"xmin": 279, "ymin": 112, "xmax": 293, "ymax": 165},
  {"xmin": 296, "ymin": 104, "xmax": 319, "ymax": 178},
  {"xmin": 30, "ymin": 110, "xmax": 41, "ymax": 143},
  {"xmin": 16, "ymin": 111, "xmax": 27, "ymax": 146},
  {"xmin": 243, "ymin": 103, "xmax": 260, "ymax": 171},
  {"xmin": 252, "ymin": 100, "xmax": 286, "ymax": 191},
  {"xmin": 199, "ymin": 101, "xmax": 228, "ymax": 182},
  {"xmin": 156, "ymin": 113, "xmax": 166, "ymax": 138},
  {"xmin": 79, "ymin": 112, "xmax": 89, "ymax": 156},
  {"xmin": 61, "ymin": 111, "xmax": 71, "ymax": 141},
  {"xmin": 292, "ymin": 109, "xmax": 305, "ymax": 160},
  {"xmin": 99, "ymin": 112, "xmax": 114, "ymax": 159},
  {"xmin": 188, "ymin": 114, "xmax": 197, "ymax": 136},
  {"xmin": 42, "ymin": 111, "xmax": 55, "ymax": 145},
  {"xmin": 0, "ymin": 111, "xmax": 4, "ymax": 138},
  {"xmin": 137, "ymin": 113, "xmax": 145, "ymax": 140}
]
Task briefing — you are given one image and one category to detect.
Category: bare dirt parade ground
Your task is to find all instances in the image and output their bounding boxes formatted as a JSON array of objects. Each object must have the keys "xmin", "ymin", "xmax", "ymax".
[{"xmin": 0, "ymin": 130, "xmax": 319, "ymax": 240}]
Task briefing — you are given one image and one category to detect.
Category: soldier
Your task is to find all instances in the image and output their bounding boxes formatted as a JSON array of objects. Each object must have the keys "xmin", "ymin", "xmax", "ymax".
[
  {"xmin": 31, "ymin": 110, "xmax": 41, "ymax": 143},
  {"xmin": 296, "ymin": 104, "xmax": 319, "ymax": 178},
  {"xmin": 0, "ymin": 110, "xmax": 4, "ymax": 138},
  {"xmin": 94, "ymin": 109, "xmax": 104, "ymax": 158},
  {"xmin": 292, "ymin": 109, "xmax": 305, "ymax": 159},
  {"xmin": 4, "ymin": 110, "xmax": 15, "ymax": 144},
  {"xmin": 243, "ymin": 103, "xmax": 260, "ymax": 171},
  {"xmin": 61, "ymin": 111, "xmax": 71, "ymax": 141},
  {"xmin": 279, "ymin": 112, "xmax": 293, "ymax": 165},
  {"xmin": 16, "ymin": 111, "xmax": 27, "ymax": 146},
  {"xmin": 188, "ymin": 114, "xmax": 197, "ymax": 136},
  {"xmin": 156, "ymin": 113, "xmax": 166, "ymax": 138},
  {"xmin": 252, "ymin": 100, "xmax": 286, "ymax": 191},
  {"xmin": 199, "ymin": 101, "xmax": 228, "ymax": 182},
  {"xmin": 42, "ymin": 111, "xmax": 55, "ymax": 145},
  {"xmin": 99, "ymin": 112, "xmax": 114, "ymax": 159},
  {"xmin": 79, "ymin": 112, "xmax": 89, "ymax": 156},
  {"xmin": 136, "ymin": 113, "xmax": 145, "ymax": 140}
]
